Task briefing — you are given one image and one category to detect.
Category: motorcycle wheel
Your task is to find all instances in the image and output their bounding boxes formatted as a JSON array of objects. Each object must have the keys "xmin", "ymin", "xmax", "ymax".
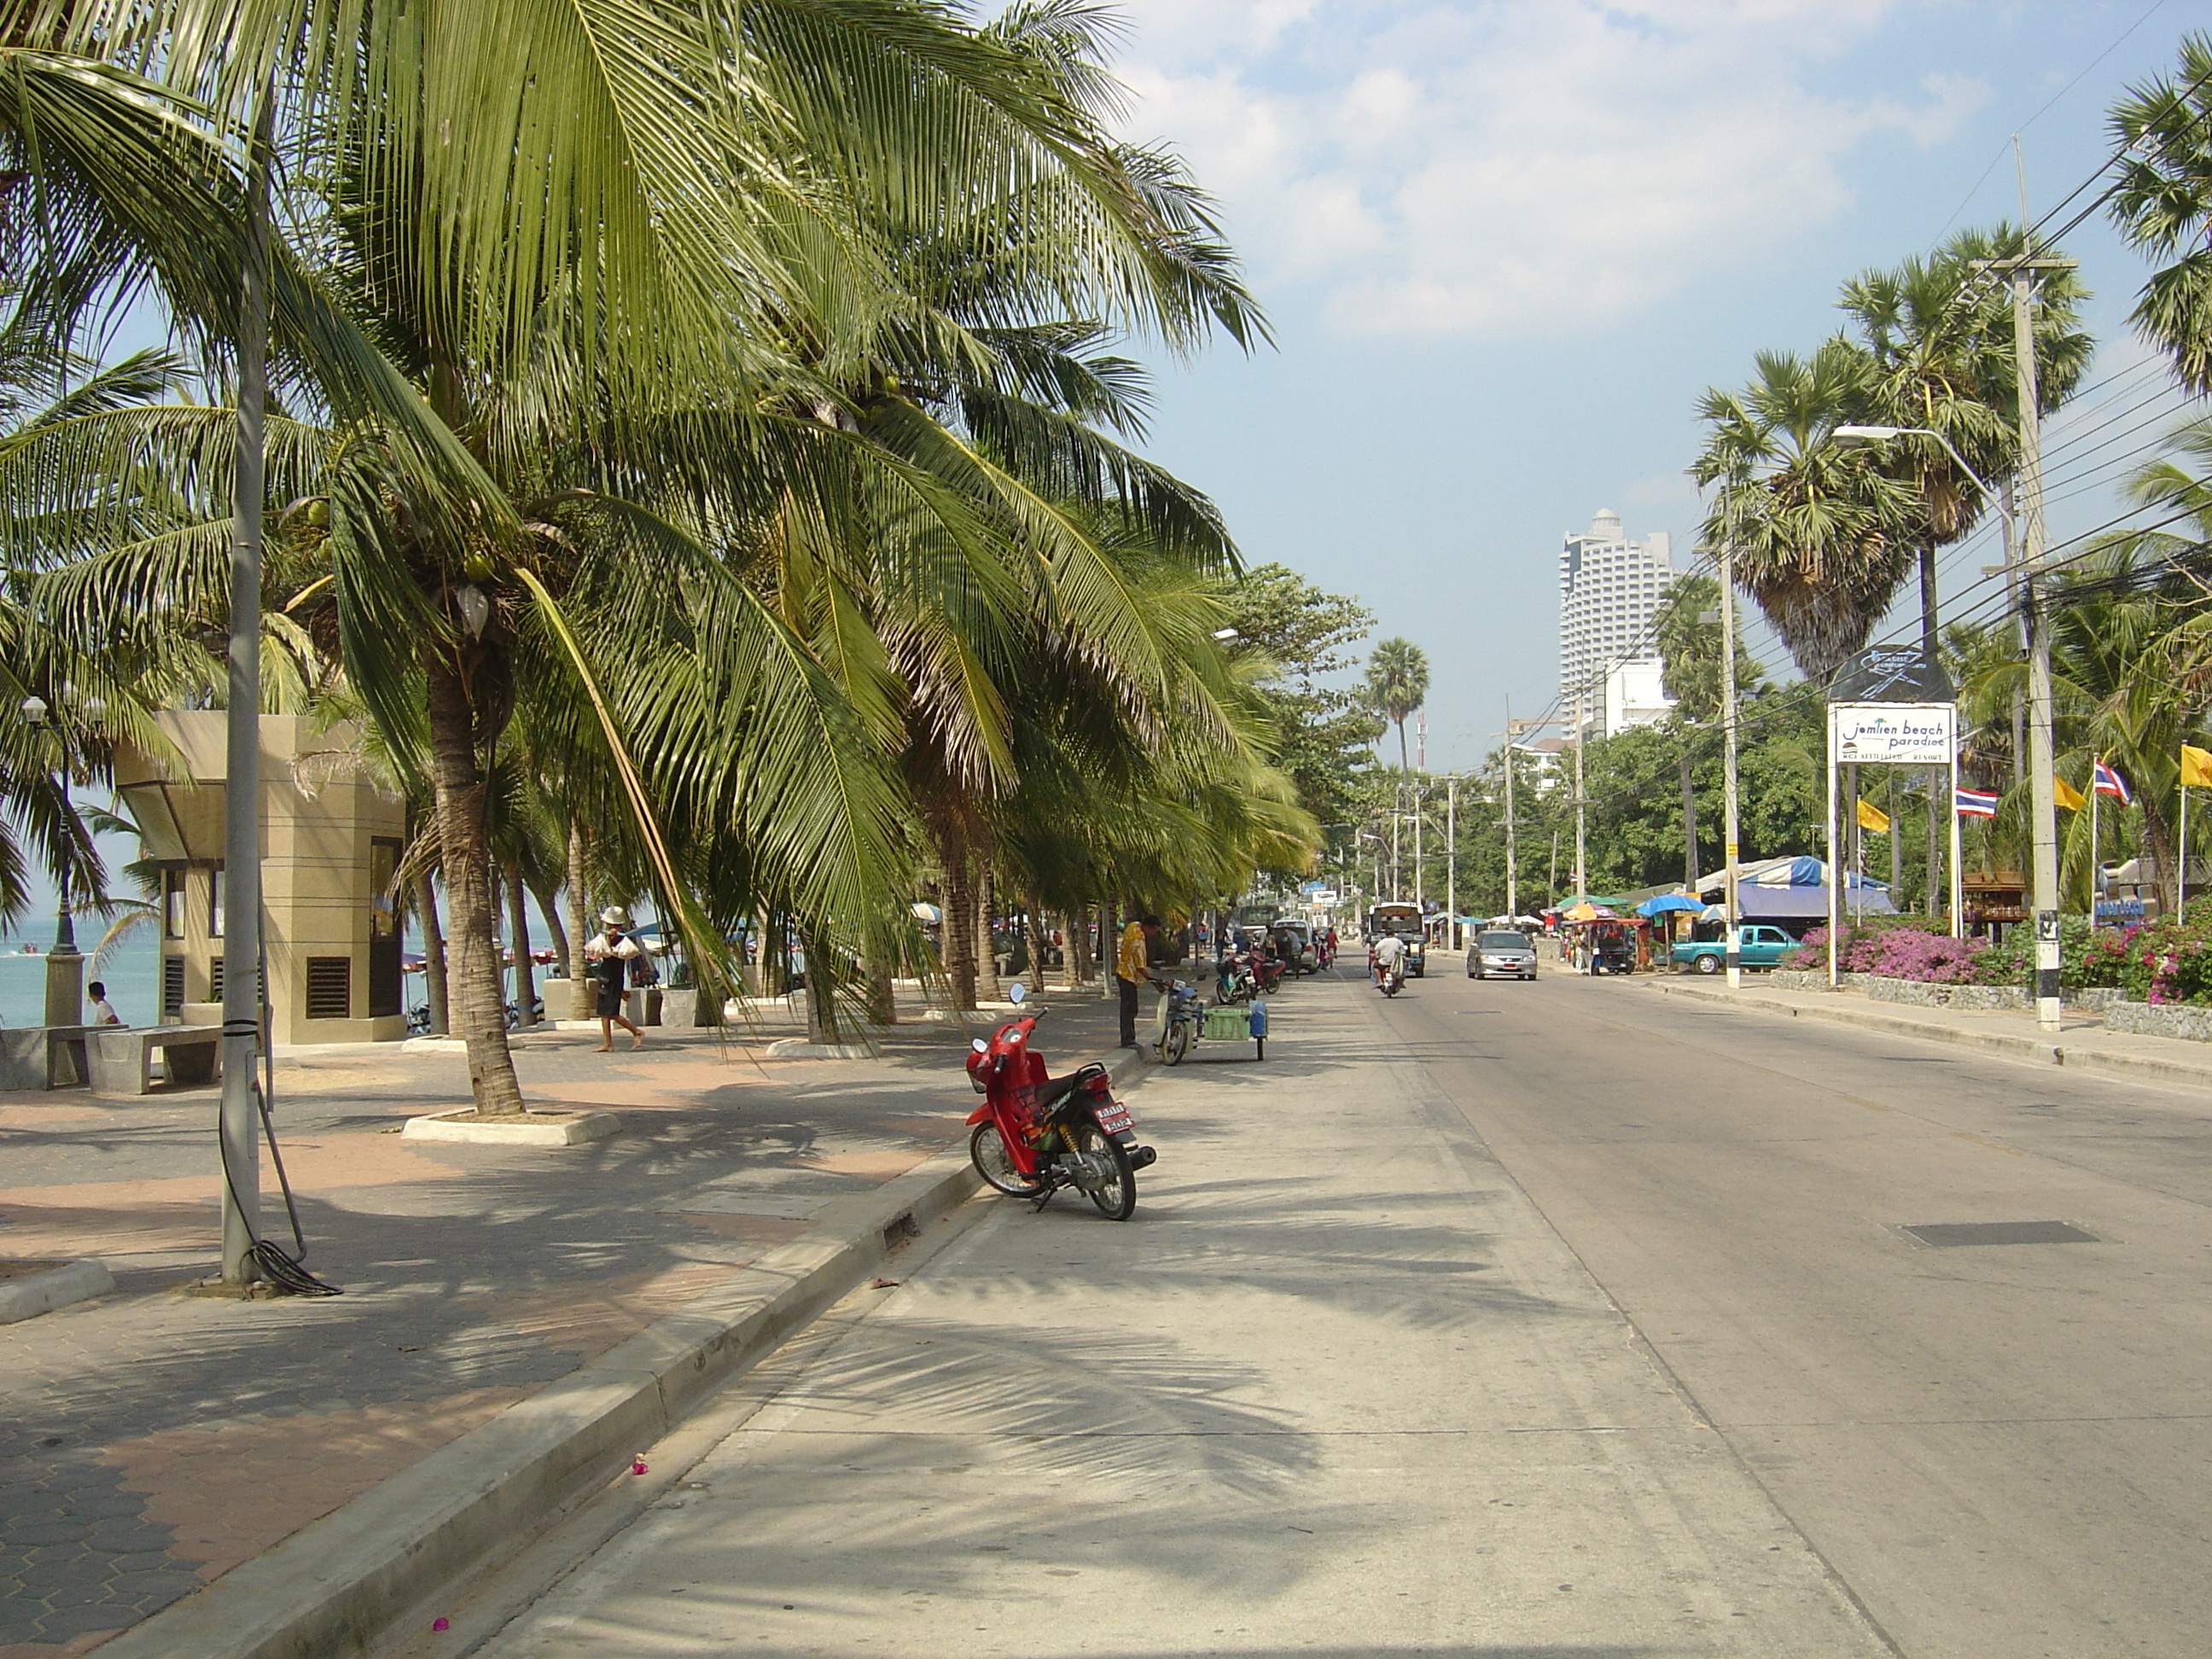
[
  {"xmin": 1072, "ymin": 1121, "xmax": 1136, "ymax": 1220},
  {"xmin": 1162, "ymin": 1019, "xmax": 1190, "ymax": 1066},
  {"xmin": 969, "ymin": 1122, "xmax": 1041, "ymax": 1196}
]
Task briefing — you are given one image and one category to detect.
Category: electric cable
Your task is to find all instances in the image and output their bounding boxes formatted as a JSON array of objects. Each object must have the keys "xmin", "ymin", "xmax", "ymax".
[{"xmin": 210, "ymin": 923, "xmax": 341, "ymax": 1297}]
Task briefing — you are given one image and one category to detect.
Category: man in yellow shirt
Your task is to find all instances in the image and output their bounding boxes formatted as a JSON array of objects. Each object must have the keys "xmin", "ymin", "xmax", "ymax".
[{"xmin": 1117, "ymin": 912, "xmax": 1161, "ymax": 1047}]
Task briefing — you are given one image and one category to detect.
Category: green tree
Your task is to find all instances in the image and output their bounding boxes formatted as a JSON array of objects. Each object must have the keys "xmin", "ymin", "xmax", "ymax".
[
  {"xmin": 1220, "ymin": 563, "xmax": 1382, "ymax": 846},
  {"xmin": 2110, "ymin": 34, "xmax": 2212, "ymax": 393},
  {"xmin": 1365, "ymin": 636, "xmax": 1429, "ymax": 772},
  {"xmin": 1692, "ymin": 341, "xmax": 1918, "ymax": 687}
]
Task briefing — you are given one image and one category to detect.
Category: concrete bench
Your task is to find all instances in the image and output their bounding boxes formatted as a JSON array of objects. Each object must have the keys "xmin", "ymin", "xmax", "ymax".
[
  {"xmin": 86, "ymin": 1025, "xmax": 222, "ymax": 1097},
  {"xmin": 0, "ymin": 1027, "xmax": 94, "ymax": 1091}
]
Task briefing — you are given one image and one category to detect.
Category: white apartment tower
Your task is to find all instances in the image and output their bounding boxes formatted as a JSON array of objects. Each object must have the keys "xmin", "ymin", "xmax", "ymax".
[{"xmin": 1558, "ymin": 509, "xmax": 1674, "ymax": 730}]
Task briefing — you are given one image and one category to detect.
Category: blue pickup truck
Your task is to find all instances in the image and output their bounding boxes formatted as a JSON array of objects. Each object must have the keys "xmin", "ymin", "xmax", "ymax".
[{"xmin": 1670, "ymin": 924, "xmax": 1798, "ymax": 975}]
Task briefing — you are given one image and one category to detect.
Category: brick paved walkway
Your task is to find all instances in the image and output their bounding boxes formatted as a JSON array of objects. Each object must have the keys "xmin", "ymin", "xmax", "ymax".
[{"xmin": 0, "ymin": 984, "xmax": 1131, "ymax": 1654}]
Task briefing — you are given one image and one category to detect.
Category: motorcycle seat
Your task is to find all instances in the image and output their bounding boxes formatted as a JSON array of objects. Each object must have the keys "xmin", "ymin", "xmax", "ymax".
[{"xmin": 1034, "ymin": 1062, "xmax": 1107, "ymax": 1109}]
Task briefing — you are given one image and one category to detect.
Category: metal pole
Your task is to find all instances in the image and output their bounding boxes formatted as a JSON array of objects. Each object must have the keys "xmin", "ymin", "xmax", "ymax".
[
  {"xmin": 1720, "ymin": 543, "xmax": 1743, "ymax": 988},
  {"xmin": 1391, "ymin": 787, "xmax": 1401, "ymax": 903},
  {"xmin": 219, "ymin": 89, "xmax": 274, "ymax": 1285},
  {"xmin": 1949, "ymin": 742, "xmax": 1965, "ymax": 940},
  {"xmin": 1414, "ymin": 787, "xmax": 1425, "ymax": 913}
]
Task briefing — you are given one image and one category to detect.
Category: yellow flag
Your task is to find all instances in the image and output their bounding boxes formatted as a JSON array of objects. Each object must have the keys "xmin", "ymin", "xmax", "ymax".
[
  {"xmin": 2183, "ymin": 744, "xmax": 2212, "ymax": 789},
  {"xmin": 1854, "ymin": 797, "xmax": 1890, "ymax": 834},
  {"xmin": 2053, "ymin": 776, "xmax": 2087, "ymax": 811}
]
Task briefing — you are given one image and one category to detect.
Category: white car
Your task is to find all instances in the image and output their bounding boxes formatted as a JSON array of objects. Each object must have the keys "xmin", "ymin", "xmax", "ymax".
[{"xmin": 1467, "ymin": 929, "xmax": 1539, "ymax": 981}]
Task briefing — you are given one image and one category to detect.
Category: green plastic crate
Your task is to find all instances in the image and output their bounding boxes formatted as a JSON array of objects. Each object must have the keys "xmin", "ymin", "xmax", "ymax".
[{"xmin": 1202, "ymin": 1006, "xmax": 1254, "ymax": 1042}]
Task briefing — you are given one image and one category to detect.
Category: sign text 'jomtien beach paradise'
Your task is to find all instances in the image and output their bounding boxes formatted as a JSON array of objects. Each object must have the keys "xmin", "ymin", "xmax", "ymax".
[{"xmin": 1828, "ymin": 702, "xmax": 1956, "ymax": 767}]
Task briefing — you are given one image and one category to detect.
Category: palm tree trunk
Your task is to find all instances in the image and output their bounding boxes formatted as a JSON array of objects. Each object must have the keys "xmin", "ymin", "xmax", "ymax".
[
  {"xmin": 863, "ymin": 958, "xmax": 895, "ymax": 1026},
  {"xmin": 1396, "ymin": 718, "xmax": 1409, "ymax": 773},
  {"xmin": 414, "ymin": 870, "xmax": 449, "ymax": 1035},
  {"xmin": 566, "ymin": 828, "xmax": 594, "ymax": 1021},
  {"xmin": 804, "ymin": 934, "xmax": 841, "ymax": 1044},
  {"xmin": 974, "ymin": 858, "xmax": 1002, "ymax": 1002},
  {"xmin": 506, "ymin": 867, "xmax": 538, "ymax": 1027},
  {"xmin": 425, "ymin": 653, "xmax": 528, "ymax": 1116},
  {"xmin": 529, "ymin": 876, "xmax": 567, "ymax": 1009},
  {"xmin": 928, "ymin": 821, "xmax": 976, "ymax": 1010}
]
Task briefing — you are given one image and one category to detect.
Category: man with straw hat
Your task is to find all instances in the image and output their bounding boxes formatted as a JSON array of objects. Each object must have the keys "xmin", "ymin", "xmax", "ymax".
[{"xmin": 587, "ymin": 906, "xmax": 646, "ymax": 1051}]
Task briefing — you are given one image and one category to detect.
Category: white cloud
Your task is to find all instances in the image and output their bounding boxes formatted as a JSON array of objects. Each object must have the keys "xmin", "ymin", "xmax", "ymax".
[{"xmin": 1112, "ymin": 1, "xmax": 1988, "ymax": 338}]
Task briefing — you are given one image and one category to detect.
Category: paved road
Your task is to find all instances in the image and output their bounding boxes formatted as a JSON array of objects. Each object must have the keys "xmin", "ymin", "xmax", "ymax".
[
  {"xmin": 447, "ymin": 969, "xmax": 1917, "ymax": 1659},
  {"xmin": 425, "ymin": 966, "xmax": 2212, "ymax": 1659}
]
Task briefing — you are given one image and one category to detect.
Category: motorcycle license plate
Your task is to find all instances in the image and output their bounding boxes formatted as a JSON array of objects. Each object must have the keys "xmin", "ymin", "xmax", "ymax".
[{"xmin": 1094, "ymin": 1101, "xmax": 1135, "ymax": 1135}]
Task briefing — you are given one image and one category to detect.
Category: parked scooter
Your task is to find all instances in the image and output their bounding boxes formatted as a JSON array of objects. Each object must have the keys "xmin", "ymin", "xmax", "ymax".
[
  {"xmin": 964, "ymin": 984, "xmax": 1156, "ymax": 1220},
  {"xmin": 1213, "ymin": 950, "xmax": 1259, "ymax": 1004}
]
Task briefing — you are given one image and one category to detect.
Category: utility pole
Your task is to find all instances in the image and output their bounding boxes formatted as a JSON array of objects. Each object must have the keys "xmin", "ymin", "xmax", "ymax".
[
  {"xmin": 1413, "ymin": 783, "xmax": 1426, "ymax": 913},
  {"xmin": 1390, "ymin": 787, "xmax": 1402, "ymax": 902},
  {"xmin": 219, "ymin": 89, "xmax": 275, "ymax": 1286},
  {"xmin": 1719, "ymin": 541, "xmax": 1744, "ymax": 990},
  {"xmin": 2003, "ymin": 149, "xmax": 2068, "ymax": 1033},
  {"xmin": 1572, "ymin": 685, "xmax": 1588, "ymax": 904},
  {"xmin": 1503, "ymin": 697, "xmax": 1518, "ymax": 919},
  {"xmin": 1446, "ymin": 776, "xmax": 1457, "ymax": 946}
]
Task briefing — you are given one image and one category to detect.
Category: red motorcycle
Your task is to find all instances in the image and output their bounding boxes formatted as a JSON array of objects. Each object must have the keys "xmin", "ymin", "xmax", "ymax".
[{"xmin": 964, "ymin": 987, "xmax": 1155, "ymax": 1220}]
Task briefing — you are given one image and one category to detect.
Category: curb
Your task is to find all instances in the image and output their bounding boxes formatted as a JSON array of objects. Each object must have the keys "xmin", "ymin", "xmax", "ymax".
[
  {"xmin": 1650, "ymin": 978, "xmax": 2212, "ymax": 1090},
  {"xmin": 0, "ymin": 1259, "xmax": 114, "ymax": 1325},
  {"xmin": 98, "ymin": 1039, "xmax": 1156, "ymax": 1659}
]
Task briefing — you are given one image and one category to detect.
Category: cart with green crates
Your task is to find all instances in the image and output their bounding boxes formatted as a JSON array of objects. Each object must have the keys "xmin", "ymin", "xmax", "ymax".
[{"xmin": 1202, "ymin": 996, "xmax": 1266, "ymax": 1060}]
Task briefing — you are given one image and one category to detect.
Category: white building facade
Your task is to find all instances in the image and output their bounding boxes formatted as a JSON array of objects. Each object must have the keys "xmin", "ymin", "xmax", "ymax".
[
  {"xmin": 1601, "ymin": 657, "xmax": 1674, "ymax": 737},
  {"xmin": 1558, "ymin": 508, "xmax": 1675, "ymax": 733}
]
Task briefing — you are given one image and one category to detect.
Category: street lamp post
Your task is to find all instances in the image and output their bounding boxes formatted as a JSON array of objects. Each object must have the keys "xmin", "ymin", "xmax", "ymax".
[{"xmin": 20, "ymin": 692, "xmax": 102, "ymax": 1027}]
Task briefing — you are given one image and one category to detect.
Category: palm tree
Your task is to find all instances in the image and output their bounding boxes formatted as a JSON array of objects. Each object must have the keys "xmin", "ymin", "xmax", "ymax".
[
  {"xmin": 1839, "ymin": 225, "xmax": 2091, "ymax": 658},
  {"xmin": 2109, "ymin": 34, "xmax": 2212, "ymax": 394},
  {"xmin": 1692, "ymin": 340, "xmax": 1918, "ymax": 687},
  {"xmin": 1365, "ymin": 637, "xmax": 1429, "ymax": 771}
]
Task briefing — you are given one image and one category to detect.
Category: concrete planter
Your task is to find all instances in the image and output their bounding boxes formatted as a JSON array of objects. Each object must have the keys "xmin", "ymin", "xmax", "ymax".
[
  {"xmin": 401, "ymin": 1108, "xmax": 620, "ymax": 1146},
  {"xmin": 2103, "ymin": 1000, "xmax": 2212, "ymax": 1044},
  {"xmin": 659, "ymin": 987, "xmax": 719, "ymax": 1027},
  {"xmin": 0, "ymin": 1259, "xmax": 114, "ymax": 1324}
]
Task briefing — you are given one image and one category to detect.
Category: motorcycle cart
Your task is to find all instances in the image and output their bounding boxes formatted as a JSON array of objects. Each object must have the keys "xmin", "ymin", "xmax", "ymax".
[{"xmin": 1200, "ymin": 997, "xmax": 1266, "ymax": 1060}]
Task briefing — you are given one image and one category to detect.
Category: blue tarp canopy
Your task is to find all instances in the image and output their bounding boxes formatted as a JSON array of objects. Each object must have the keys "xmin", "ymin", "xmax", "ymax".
[
  {"xmin": 1636, "ymin": 894, "xmax": 1706, "ymax": 917},
  {"xmin": 1762, "ymin": 855, "xmax": 1886, "ymax": 892}
]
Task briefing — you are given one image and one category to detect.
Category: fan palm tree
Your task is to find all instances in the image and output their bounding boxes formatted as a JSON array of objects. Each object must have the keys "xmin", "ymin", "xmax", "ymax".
[
  {"xmin": 1365, "ymin": 637, "xmax": 1429, "ymax": 771},
  {"xmin": 1838, "ymin": 224, "xmax": 2091, "ymax": 657},
  {"xmin": 1692, "ymin": 340, "xmax": 1918, "ymax": 687},
  {"xmin": 2109, "ymin": 33, "xmax": 2212, "ymax": 394}
]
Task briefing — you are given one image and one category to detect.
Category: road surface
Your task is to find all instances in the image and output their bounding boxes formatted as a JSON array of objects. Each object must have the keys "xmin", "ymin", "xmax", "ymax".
[{"xmin": 422, "ymin": 965, "xmax": 2212, "ymax": 1658}]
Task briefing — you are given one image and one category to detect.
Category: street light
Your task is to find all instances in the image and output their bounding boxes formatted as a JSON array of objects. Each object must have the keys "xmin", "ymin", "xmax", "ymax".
[
  {"xmin": 20, "ymin": 690, "xmax": 105, "ymax": 1026},
  {"xmin": 1831, "ymin": 427, "xmax": 2011, "ymax": 534}
]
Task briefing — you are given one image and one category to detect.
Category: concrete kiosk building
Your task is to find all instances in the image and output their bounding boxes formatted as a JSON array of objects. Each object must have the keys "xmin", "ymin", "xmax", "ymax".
[
  {"xmin": 1558, "ymin": 508, "xmax": 1675, "ymax": 732},
  {"xmin": 114, "ymin": 713, "xmax": 407, "ymax": 1046}
]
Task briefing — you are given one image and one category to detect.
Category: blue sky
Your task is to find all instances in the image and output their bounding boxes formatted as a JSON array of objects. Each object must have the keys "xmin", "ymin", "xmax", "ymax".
[{"xmin": 1105, "ymin": 0, "xmax": 2201, "ymax": 771}]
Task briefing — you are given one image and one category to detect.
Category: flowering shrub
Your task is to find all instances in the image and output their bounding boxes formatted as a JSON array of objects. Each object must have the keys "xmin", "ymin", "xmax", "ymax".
[
  {"xmin": 1983, "ymin": 914, "xmax": 2127, "ymax": 992},
  {"xmin": 1784, "ymin": 920, "xmax": 1999, "ymax": 984},
  {"xmin": 2099, "ymin": 897, "xmax": 2212, "ymax": 1004}
]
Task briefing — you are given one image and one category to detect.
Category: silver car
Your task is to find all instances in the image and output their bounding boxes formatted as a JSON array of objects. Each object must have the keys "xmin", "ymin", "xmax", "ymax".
[{"xmin": 1467, "ymin": 928, "xmax": 1538, "ymax": 981}]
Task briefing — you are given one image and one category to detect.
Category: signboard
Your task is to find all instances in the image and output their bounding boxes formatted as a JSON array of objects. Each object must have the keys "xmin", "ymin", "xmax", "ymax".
[
  {"xmin": 1306, "ymin": 889, "xmax": 1339, "ymax": 908},
  {"xmin": 1828, "ymin": 702, "xmax": 1955, "ymax": 766}
]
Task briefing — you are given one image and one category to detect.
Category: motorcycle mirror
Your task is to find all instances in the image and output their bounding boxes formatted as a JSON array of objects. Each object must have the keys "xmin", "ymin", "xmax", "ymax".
[
  {"xmin": 1008, "ymin": 981, "xmax": 1026, "ymax": 1004},
  {"xmin": 970, "ymin": 1037, "xmax": 989, "ymax": 1055}
]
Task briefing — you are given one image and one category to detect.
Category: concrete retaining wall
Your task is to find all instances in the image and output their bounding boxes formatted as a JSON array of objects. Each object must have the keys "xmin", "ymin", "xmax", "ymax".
[
  {"xmin": 1866, "ymin": 977, "xmax": 2028, "ymax": 1011},
  {"xmin": 2103, "ymin": 1000, "xmax": 2212, "ymax": 1043}
]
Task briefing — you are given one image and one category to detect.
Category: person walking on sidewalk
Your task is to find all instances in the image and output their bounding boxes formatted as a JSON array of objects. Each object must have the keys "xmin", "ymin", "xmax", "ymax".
[
  {"xmin": 588, "ymin": 906, "xmax": 646, "ymax": 1051},
  {"xmin": 1117, "ymin": 912, "xmax": 1161, "ymax": 1047}
]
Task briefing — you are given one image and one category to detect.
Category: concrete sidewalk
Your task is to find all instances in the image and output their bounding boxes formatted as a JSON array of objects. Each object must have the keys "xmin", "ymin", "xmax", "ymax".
[
  {"xmin": 0, "ymin": 982, "xmax": 1138, "ymax": 1655},
  {"xmin": 1648, "ymin": 973, "xmax": 2212, "ymax": 1090}
]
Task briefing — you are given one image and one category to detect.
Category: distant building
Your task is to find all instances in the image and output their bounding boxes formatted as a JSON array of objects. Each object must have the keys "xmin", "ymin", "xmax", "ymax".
[
  {"xmin": 1601, "ymin": 656, "xmax": 1674, "ymax": 737},
  {"xmin": 1559, "ymin": 508, "xmax": 1674, "ymax": 730},
  {"xmin": 1514, "ymin": 736, "xmax": 1569, "ymax": 793}
]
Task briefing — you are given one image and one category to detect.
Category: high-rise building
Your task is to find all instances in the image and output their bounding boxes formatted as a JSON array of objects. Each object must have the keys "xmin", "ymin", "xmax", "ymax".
[{"xmin": 1558, "ymin": 508, "xmax": 1674, "ymax": 730}]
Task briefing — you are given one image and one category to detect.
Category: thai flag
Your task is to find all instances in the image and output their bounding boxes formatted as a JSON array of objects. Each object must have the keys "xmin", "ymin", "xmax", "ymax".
[
  {"xmin": 2093, "ymin": 760, "xmax": 2132, "ymax": 805},
  {"xmin": 1955, "ymin": 787, "xmax": 1999, "ymax": 818}
]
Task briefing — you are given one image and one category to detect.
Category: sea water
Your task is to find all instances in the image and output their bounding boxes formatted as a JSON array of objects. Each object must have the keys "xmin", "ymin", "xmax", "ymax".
[{"xmin": 0, "ymin": 931, "xmax": 160, "ymax": 1027}]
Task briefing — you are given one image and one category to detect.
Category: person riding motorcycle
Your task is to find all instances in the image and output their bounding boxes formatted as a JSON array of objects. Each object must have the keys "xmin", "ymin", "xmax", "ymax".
[{"xmin": 1370, "ymin": 930, "xmax": 1406, "ymax": 989}]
